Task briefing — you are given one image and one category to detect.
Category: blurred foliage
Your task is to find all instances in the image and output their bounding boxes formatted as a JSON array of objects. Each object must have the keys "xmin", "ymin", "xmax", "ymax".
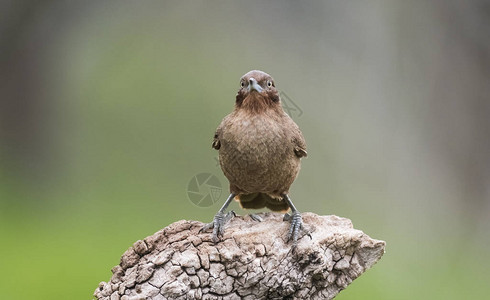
[{"xmin": 1, "ymin": 1, "xmax": 489, "ymax": 299}]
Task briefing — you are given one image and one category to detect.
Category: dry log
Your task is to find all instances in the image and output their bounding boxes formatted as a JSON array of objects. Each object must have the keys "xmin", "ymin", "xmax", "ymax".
[{"xmin": 94, "ymin": 212, "xmax": 385, "ymax": 300}]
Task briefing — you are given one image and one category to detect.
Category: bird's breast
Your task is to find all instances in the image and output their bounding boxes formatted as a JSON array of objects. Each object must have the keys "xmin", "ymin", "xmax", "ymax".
[
  {"xmin": 218, "ymin": 113, "xmax": 300, "ymax": 194},
  {"xmin": 222, "ymin": 114, "xmax": 287, "ymax": 158}
]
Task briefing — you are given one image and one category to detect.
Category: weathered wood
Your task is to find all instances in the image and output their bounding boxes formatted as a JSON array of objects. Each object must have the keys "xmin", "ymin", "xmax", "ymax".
[{"xmin": 94, "ymin": 212, "xmax": 385, "ymax": 300}]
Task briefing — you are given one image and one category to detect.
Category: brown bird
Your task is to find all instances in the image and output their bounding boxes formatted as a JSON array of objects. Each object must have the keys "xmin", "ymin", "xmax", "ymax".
[{"xmin": 201, "ymin": 70, "xmax": 307, "ymax": 244}]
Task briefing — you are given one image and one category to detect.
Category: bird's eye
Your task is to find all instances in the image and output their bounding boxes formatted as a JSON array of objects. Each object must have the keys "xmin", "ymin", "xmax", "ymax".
[
  {"xmin": 267, "ymin": 81, "xmax": 273, "ymax": 87},
  {"xmin": 240, "ymin": 81, "xmax": 245, "ymax": 87}
]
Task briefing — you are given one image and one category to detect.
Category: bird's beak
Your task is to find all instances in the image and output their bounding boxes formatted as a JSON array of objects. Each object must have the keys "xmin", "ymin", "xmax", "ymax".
[{"xmin": 248, "ymin": 78, "xmax": 263, "ymax": 93}]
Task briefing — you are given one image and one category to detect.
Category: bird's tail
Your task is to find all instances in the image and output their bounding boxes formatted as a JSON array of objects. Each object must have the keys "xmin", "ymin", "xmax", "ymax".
[{"xmin": 236, "ymin": 193, "xmax": 289, "ymax": 212}]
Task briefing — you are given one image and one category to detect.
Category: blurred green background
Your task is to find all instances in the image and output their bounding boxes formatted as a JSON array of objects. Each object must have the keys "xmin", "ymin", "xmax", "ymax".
[{"xmin": 1, "ymin": 1, "xmax": 489, "ymax": 299}]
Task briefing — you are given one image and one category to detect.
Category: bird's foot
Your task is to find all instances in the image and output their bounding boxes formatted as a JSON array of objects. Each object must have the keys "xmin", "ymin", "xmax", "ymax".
[
  {"xmin": 200, "ymin": 210, "xmax": 235, "ymax": 243},
  {"xmin": 283, "ymin": 211, "xmax": 304, "ymax": 244},
  {"xmin": 249, "ymin": 214, "xmax": 263, "ymax": 222}
]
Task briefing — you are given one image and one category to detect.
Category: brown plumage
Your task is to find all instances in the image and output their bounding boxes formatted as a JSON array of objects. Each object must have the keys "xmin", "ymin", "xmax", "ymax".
[
  {"xmin": 213, "ymin": 70, "xmax": 307, "ymax": 211},
  {"xmin": 202, "ymin": 70, "xmax": 307, "ymax": 244}
]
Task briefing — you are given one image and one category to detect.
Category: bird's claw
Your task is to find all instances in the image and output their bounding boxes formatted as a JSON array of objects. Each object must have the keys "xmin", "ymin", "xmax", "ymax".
[
  {"xmin": 200, "ymin": 211, "xmax": 235, "ymax": 243},
  {"xmin": 284, "ymin": 212, "xmax": 304, "ymax": 244},
  {"xmin": 249, "ymin": 214, "xmax": 263, "ymax": 222}
]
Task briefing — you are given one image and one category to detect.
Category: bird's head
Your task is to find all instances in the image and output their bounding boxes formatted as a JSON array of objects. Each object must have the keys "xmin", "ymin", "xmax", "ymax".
[{"xmin": 235, "ymin": 70, "xmax": 281, "ymax": 113}]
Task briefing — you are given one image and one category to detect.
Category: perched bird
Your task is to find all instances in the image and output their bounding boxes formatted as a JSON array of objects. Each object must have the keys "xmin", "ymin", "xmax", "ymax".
[{"xmin": 201, "ymin": 70, "xmax": 307, "ymax": 244}]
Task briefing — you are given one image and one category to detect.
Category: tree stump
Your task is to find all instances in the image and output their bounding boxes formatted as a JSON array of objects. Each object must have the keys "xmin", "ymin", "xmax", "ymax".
[{"xmin": 94, "ymin": 212, "xmax": 385, "ymax": 300}]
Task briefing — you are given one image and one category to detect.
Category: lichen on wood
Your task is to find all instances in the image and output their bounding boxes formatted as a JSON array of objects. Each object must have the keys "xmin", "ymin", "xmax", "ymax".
[{"xmin": 94, "ymin": 212, "xmax": 385, "ymax": 300}]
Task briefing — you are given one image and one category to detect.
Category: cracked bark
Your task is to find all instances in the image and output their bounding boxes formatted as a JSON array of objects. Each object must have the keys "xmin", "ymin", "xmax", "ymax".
[{"xmin": 94, "ymin": 212, "xmax": 385, "ymax": 300}]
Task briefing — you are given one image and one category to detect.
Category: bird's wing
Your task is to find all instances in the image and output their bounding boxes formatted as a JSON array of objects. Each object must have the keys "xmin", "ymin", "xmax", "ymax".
[
  {"xmin": 291, "ymin": 121, "xmax": 307, "ymax": 158},
  {"xmin": 212, "ymin": 128, "xmax": 221, "ymax": 150},
  {"xmin": 212, "ymin": 114, "xmax": 233, "ymax": 150},
  {"xmin": 212, "ymin": 118, "xmax": 226, "ymax": 150}
]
